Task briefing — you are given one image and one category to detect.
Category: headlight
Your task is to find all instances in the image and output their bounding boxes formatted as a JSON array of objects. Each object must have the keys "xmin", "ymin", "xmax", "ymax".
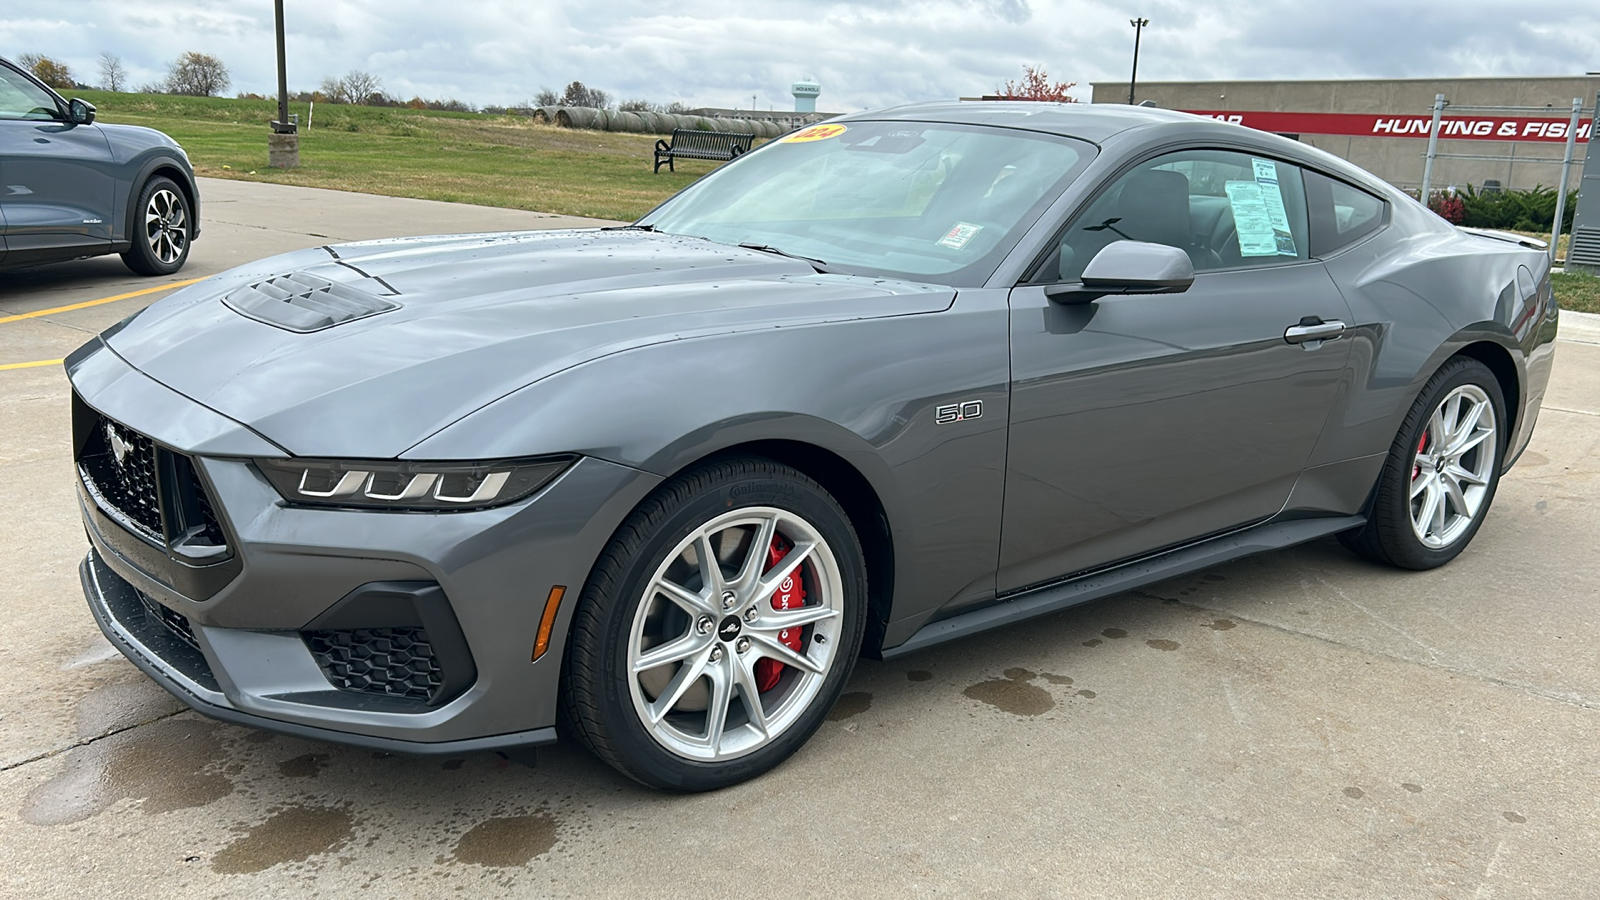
[{"xmin": 256, "ymin": 456, "xmax": 574, "ymax": 511}]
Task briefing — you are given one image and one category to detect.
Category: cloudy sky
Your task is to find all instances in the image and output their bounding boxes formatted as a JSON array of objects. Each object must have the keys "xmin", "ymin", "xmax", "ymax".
[{"xmin": 3, "ymin": 1, "xmax": 1596, "ymax": 111}]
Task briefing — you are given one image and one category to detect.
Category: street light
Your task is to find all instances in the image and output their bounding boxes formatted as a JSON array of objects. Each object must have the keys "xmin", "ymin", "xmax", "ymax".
[
  {"xmin": 1128, "ymin": 17, "xmax": 1149, "ymax": 105},
  {"xmin": 268, "ymin": 0, "xmax": 299, "ymax": 168}
]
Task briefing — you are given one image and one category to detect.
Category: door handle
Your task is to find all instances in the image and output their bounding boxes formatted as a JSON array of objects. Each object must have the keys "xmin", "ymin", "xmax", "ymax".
[{"xmin": 1284, "ymin": 317, "xmax": 1346, "ymax": 346}]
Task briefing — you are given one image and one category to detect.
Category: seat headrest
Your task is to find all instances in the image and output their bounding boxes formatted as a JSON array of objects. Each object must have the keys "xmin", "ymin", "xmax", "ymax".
[{"xmin": 1118, "ymin": 169, "xmax": 1191, "ymax": 248}]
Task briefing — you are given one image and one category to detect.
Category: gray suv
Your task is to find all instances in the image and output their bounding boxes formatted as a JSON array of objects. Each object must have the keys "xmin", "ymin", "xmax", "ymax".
[{"xmin": 0, "ymin": 56, "xmax": 199, "ymax": 275}]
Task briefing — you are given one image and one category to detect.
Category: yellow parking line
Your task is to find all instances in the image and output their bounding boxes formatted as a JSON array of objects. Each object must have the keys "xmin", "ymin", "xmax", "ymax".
[
  {"xmin": 0, "ymin": 276, "xmax": 206, "ymax": 326},
  {"xmin": 0, "ymin": 358, "xmax": 64, "ymax": 371}
]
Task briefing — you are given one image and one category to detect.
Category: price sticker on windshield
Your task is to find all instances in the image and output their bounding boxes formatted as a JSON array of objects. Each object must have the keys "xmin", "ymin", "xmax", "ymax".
[
  {"xmin": 937, "ymin": 222, "xmax": 983, "ymax": 250},
  {"xmin": 784, "ymin": 124, "xmax": 848, "ymax": 143}
]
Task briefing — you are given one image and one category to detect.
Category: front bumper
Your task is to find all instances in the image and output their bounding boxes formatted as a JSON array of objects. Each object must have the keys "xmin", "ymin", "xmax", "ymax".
[{"xmin": 70, "ymin": 340, "xmax": 662, "ymax": 750}]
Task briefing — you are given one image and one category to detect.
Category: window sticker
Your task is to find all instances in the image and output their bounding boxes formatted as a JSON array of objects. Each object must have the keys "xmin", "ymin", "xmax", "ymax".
[
  {"xmin": 937, "ymin": 222, "xmax": 983, "ymax": 250},
  {"xmin": 1250, "ymin": 158, "xmax": 1298, "ymax": 256},
  {"xmin": 783, "ymin": 123, "xmax": 848, "ymax": 143},
  {"xmin": 1224, "ymin": 181, "xmax": 1285, "ymax": 257}
]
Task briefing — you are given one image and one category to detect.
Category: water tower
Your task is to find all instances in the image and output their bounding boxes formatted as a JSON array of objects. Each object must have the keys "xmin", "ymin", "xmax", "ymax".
[{"xmin": 792, "ymin": 77, "xmax": 821, "ymax": 113}]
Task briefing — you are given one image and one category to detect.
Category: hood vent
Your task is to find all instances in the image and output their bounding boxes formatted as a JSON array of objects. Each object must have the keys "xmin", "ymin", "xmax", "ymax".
[{"xmin": 224, "ymin": 271, "xmax": 401, "ymax": 333}]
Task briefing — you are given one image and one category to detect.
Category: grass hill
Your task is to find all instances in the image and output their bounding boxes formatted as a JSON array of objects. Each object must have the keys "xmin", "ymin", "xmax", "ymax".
[{"xmin": 78, "ymin": 90, "xmax": 722, "ymax": 221}]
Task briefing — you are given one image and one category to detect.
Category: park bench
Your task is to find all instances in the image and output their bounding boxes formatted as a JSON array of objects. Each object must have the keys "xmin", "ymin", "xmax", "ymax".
[{"xmin": 654, "ymin": 129, "xmax": 755, "ymax": 173}]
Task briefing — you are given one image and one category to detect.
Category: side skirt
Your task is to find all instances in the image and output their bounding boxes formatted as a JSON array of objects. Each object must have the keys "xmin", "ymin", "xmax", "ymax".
[{"xmin": 881, "ymin": 514, "xmax": 1364, "ymax": 659}]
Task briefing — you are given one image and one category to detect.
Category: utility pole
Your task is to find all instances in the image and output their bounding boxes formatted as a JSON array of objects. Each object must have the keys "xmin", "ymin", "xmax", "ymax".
[
  {"xmin": 268, "ymin": 0, "xmax": 299, "ymax": 168},
  {"xmin": 1128, "ymin": 17, "xmax": 1149, "ymax": 105}
]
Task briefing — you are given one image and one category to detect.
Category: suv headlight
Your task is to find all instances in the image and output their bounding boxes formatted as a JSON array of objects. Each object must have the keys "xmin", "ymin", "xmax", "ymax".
[{"xmin": 256, "ymin": 456, "xmax": 574, "ymax": 510}]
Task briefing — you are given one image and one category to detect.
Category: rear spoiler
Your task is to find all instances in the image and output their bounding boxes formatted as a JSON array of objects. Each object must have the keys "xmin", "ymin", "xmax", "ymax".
[{"xmin": 1457, "ymin": 226, "xmax": 1548, "ymax": 250}]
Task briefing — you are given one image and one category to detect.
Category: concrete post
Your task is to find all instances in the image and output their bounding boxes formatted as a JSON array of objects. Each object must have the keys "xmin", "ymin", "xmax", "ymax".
[
  {"xmin": 268, "ymin": 132, "xmax": 300, "ymax": 168},
  {"xmin": 1419, "ymin": 94, "xmax": 1444, "ymax": 206},
  {"xmin": 1549, "ymin": 97, "xmax": 1582, "ymax": 263}
]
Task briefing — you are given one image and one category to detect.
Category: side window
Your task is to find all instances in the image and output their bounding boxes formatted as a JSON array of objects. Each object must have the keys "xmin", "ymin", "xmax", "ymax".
[
  {"xmin": 1040, "ymin": 148, "xmax": 1310, "ymax": 283},
  {"xmin": 0, "ymin": 65, "xmax": 60, "ymax": 121},
  {"xmin": 1306, "ymin": 170, "xmax": 1387, "ymax": 256}
]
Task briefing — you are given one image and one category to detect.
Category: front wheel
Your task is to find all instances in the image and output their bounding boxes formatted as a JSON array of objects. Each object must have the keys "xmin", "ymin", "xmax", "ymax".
[
  {"xmin": 120, "ymin": 176, "xmax": 192, "ymax": 276},
  {"xmin": 561, "ymin": 458, "xmax": 867, "ymax": 791},
  {"xmin": 1340, "ymin": 356, "xmax": 1506, "ymax": 569}
]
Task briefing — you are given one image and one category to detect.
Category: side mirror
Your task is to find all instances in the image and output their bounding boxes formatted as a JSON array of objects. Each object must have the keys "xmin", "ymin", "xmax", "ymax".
[
  {"xmin": 1045, "ymin": 240, "xmax": 1195, "ymax": 305},
  {"xmin": 67, "ymin": 98, "xmax": 96, "ymax": 125}
]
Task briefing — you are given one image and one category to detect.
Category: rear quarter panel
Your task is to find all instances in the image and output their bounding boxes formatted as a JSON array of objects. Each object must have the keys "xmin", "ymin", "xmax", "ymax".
[{"xmin": 1312, "ymin": 199, "xmax": 1557, "ymax": 473}]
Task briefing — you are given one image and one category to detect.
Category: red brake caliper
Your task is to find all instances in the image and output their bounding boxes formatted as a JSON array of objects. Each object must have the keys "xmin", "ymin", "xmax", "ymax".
[
  {"xmin": 755, "ymin": 535, "xmax": 806, "ymax": 692},
  {"xmin": 1413, "ymin": 432, "xmax": 1428, "ymax": 479}
]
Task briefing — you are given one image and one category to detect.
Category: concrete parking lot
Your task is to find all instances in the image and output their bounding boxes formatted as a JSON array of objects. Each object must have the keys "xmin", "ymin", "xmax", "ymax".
[{"xmin": 2, "ymin": 178, "xmax": 1598, "ymax": 898}]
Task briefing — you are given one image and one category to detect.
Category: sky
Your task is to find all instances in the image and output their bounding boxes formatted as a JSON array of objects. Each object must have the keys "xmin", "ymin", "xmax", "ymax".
[{"xmin": 2, "ymin": 1, "xmax": 1596, "ymax": 112}]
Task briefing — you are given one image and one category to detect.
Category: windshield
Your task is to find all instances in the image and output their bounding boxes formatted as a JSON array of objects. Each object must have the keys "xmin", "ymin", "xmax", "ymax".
[{"xmin": 642, "ymin": 121, "xmax": 1094, "ymax": 287}]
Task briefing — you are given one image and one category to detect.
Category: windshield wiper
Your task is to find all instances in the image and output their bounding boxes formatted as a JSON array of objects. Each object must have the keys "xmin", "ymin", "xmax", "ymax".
[
  {"xmin": 737, "ymin": 242, "xmax": 829, "ymax": 271},
  {"xmin": 602, "ymin": 223, "xmax": 659, "ymax": 232}
]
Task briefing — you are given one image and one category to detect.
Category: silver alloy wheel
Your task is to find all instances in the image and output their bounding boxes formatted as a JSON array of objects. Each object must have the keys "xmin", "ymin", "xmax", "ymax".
[
  {"xmin": 626, "ymin": 506, "xmax": 844, "ymax": 762},
  {"xmin": 1409, "ymin": 383, "xmax": 1497, "ymax": 549},
  {"xmin": 144, "ymin": 188, "xmax": 188, "ymax": 264}
]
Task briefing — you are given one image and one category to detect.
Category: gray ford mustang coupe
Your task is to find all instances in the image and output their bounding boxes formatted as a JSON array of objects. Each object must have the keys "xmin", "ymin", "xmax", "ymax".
[{"xmin": 67, "ymin": 102, "xmax": 1558, "ymax": 791}]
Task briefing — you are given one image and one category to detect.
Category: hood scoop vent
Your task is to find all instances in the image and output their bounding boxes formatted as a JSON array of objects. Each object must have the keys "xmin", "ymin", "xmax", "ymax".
[{"xmin": 224, "ymin": 271, "xmax": 401, "ymax": 333}]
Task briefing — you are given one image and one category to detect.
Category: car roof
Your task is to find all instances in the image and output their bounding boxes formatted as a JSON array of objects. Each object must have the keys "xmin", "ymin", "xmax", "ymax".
[{"xmin": 835, "ymin": 101, "xmax": 1212, "ymax": 144}]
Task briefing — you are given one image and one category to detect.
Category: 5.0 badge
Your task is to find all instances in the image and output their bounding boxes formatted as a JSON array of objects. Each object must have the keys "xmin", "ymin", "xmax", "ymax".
[{"xmin": 934, "ymin": 400, "xmax": 983, "ymax": 424}]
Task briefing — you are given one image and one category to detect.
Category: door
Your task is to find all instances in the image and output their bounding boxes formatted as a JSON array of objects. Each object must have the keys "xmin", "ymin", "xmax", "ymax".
[
  {"xmin": 998, "ymin": 148, "xmax": 1353, "ymax": 593},
  {"xmin": 0, "ymin": 62, "xmax": 113, "ymax": 262}
]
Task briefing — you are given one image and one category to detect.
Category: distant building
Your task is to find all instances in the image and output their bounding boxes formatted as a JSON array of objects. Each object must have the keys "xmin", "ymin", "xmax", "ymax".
[
  {"xmin": 1088, "ymin": 75, "xmax": 1597, "ymax": 192},
  {"xmin": 682, "ymin": 108, "xmax": 837, "ymax": 130}
]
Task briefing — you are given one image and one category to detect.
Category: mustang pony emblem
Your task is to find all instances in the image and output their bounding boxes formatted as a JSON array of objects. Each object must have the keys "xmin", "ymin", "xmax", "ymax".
[{"xmin": 105, "ymin": 423, "xmax": 131, "ymax": 467}]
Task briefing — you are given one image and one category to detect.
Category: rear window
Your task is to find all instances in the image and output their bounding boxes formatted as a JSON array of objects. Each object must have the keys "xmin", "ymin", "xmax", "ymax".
[{"xmin": 1307, "ymin": 170, "xmax": 1387, "ymax": 256}]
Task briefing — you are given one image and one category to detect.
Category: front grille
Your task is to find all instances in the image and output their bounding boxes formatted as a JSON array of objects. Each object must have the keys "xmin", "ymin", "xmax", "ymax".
[
  {"xmin": 138, "ymin": 588, "xmax": 199, "ymax": 651},
  {"xmin": 79, "ymin": 417, "xmax": 163, "ymax": 542},
  {"xmin": 304, "ymin": 628, "xmax": 444, "ymax": 703},
  {"xmin": 74, "ymin": 399, "xmax": 228, "ymax": 555}
]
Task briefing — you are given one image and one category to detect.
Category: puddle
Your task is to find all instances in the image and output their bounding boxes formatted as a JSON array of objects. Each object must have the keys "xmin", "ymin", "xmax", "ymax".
[
  {"xmin": 452, "ymin": 813, "xmax": 559, "ymax": 867},
  {"xmin": 1503, "ymin": 811, "xmax": 1526, "ymax": 823},
  {"xmin": 1146, "ymin": 639, "xmax": 1180, "ymax": 651},
  {"xmin": 1401, "ymin": 783, "xmax": 1423, "ymax": 793},
  {"xmin": 827, "ymin": 691, "xmax": 873, "ymax": 721},
  {"xmin": 22, "ymin": 717, "xmax": 232, "ymax": 826},
  {"xmin": 211, "ymin": 805, "xmax": 355, "ymax": 874},
  {"xmin": 1039, "ymin": 673, "xmax": 1073, "ymax": 686},
  {"xmin": 1075, "ymin": 689, "xmax": 1096, "ymax": 699},
  {"xmin": 278, "ymin": 752, "xmax": 329, "ymax": 779},
  {"xmin": 906, "ymin": 670, "xmax": 933, "ymax": 682},
  {"xmin": 1102, "ymin": 628, "xmax": 1127, "ymax": 639},
  {"xmin": 1343, "ymin": 787, "xmax": 1365, "ymax": 799},
  {"xmin": 1206, "ymin": 619, "xmax": 1237, "ymax": 631},
  {"xmin": 963, "ymin": 669, "xmax": 1054, "ymax": 717}
]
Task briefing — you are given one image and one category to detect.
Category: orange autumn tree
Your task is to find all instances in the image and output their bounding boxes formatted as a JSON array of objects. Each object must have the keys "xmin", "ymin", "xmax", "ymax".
[{"xmin": 996, "ymin": 65, "xmax": 1078, "ymax": 102}]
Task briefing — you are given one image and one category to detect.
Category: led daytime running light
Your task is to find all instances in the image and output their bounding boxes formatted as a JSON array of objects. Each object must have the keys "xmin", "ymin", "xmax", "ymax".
[{"xmin": 257, "ymin": 456, "xmax": 572, "ymax": 511}]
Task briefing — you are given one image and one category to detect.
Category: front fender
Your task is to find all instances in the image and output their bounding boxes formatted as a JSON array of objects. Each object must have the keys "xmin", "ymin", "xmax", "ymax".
[
  {"xmin": 114, "ymin": 153, "xmax": 200, "ymax": 246},
  {"xmin": 410, "ymin": 289, "xmax": 1015, "ymax": 645}
]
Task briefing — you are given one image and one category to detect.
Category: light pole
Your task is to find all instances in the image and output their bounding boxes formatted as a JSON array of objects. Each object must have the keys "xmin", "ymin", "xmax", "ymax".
[
  {"xmin": 1127, "ymin": 17, "xmax": 1148, "ymax": 105},
  {"xmin": 268, "ymin": 0, "xmax": 299, "ymax": 168}
]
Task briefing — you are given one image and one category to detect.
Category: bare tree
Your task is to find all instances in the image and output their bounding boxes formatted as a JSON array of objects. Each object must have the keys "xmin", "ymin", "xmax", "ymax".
[
  {"xmin": 164, "ymin": 51, "xmax": 230, "ymax": 96},
  {"xmin": 533, "ymin": 87, "xmax": 560, "ymax": 107},
  {"xmin": 319, "ymin": 70, "xmax": 383, "ymax": 105},
  {"xmin": 98, "ymin": 53, "xmax": 126, "ymax": 91},
  {"xmin": 560, "ymin": 81, "xmax": 610, "ymax": 109},
  {"xmin": 17, "ymin": 53, "xmax": 75, "ymax": 89}
]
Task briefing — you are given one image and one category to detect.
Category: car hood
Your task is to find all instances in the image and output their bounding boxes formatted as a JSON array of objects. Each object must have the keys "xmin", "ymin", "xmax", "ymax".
[{"xmin": 106, "ymin": 229, "xmax": 954, "ymax": 458}]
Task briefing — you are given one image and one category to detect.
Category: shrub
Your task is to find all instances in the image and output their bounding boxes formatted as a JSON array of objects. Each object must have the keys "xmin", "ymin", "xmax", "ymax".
[{"xmin": 1457, "ymin": 184, "xmax": 1577, "ymax": 232}]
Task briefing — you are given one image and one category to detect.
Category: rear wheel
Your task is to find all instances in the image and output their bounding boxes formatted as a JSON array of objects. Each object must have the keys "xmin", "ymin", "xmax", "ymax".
[
  {"xmin": 120, "ymin": 176, "xmax": 191, "ymax": 276},
  {"xmin": 1340, "ymin": 357, "xmax": 1506, "ymax": 569},
  {"xmin": 562, "ymin": 458, "xmax": 866, "ymax": 791}
]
